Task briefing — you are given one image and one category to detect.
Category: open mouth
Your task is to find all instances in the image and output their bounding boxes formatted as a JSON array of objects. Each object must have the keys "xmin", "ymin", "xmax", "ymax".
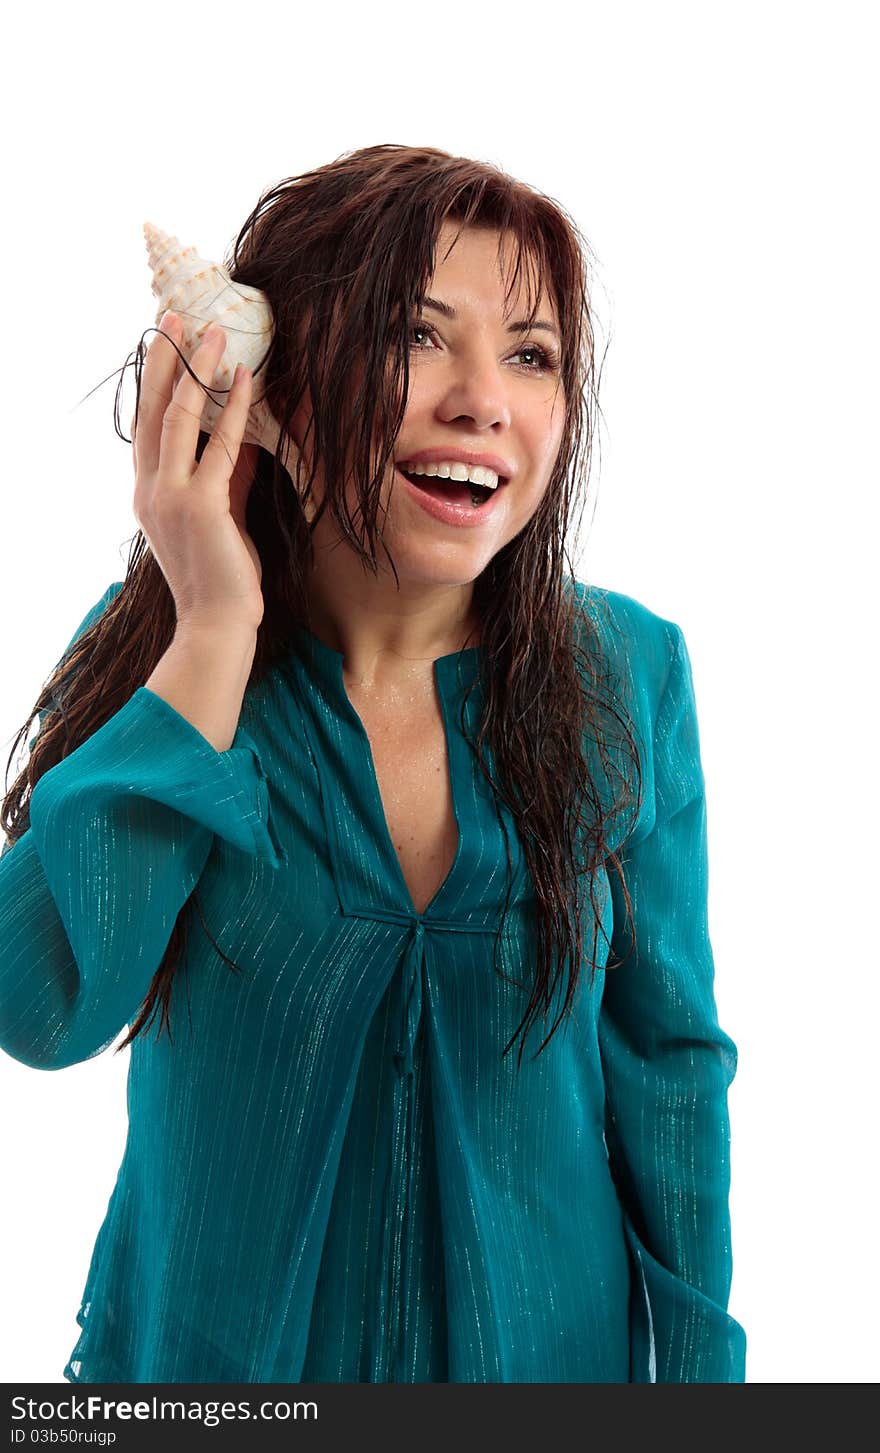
[{"xmin": 396, "ymin": 466, "xmax": 507, "ymax": 506}]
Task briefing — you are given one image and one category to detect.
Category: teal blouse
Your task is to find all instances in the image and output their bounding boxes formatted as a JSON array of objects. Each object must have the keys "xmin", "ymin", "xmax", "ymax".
[{"xmin": 0, "ymin": 577, "xmax": 746, "ymax": 1383}]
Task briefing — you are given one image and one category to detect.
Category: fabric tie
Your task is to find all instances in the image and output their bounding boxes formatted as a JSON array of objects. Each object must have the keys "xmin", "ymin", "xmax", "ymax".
[
  {"xmin": 374, "ymin": 916, "xmax": 426, "ymax": 1380},
  {"xmin": 392, "ymin": 918, "xmax": 425, "ymax": 1079},
  {"xmin": 344, "ymin": 908, "xmax": 505, "ymax": 1383}
]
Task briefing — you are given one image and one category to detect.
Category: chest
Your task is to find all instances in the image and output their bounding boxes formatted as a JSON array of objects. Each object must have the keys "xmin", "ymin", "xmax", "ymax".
[{"xmin": 345, "ymin": 691, "xmax": 458, "ymax": 916}]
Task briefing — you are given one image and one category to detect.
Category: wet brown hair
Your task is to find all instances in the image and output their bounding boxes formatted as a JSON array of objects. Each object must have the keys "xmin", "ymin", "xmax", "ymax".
[{"xmin": 2, "ymin": 144, "xmax": 642, "ymax": 1070}]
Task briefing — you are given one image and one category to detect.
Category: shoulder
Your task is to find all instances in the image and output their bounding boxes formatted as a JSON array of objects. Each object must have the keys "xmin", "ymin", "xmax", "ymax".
[
  {"xmin": 64, "ymin": 581, "xmax": 126, "ymax": 654},
  {"xmin": 567, "ymin": 577, "xmax": 708, "ymax": 838},
  {"xmin": 565, "ymin": 575, "xmax": 683, "ymax": 711},
  {"xmin": 48, "ymin": 580, "xmax": 127, "ymax": 683},
  {"xmin": 86, "ymin": 579, "xmax": 125, "ymax": 622}
]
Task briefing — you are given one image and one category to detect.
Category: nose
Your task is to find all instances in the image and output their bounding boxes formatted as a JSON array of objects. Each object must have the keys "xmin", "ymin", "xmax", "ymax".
[{"xmin": 436, "ymin": 344, "xmax": 513, "ymax": 430}]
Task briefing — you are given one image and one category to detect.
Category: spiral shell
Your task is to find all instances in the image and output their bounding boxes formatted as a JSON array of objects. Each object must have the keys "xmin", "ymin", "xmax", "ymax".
[{"xmin": 143, "ymin": 221, "xmax": 296, "ymax": 476}]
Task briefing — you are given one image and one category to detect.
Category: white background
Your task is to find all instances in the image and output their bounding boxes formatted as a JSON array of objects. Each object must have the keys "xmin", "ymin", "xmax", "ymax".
[{"xmin": 1, "ymin": 0, "xmax": 876, "ymax": 1385}]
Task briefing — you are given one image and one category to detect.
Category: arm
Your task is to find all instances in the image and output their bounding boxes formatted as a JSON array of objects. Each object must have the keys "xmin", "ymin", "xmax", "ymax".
[
  {"xmin": 0, "ymin": 582, "xmax": 285, "ymax": 1071},
  {"xmin": 598, "ymin": 621, "xmax": 747, "ymax": 1382}
]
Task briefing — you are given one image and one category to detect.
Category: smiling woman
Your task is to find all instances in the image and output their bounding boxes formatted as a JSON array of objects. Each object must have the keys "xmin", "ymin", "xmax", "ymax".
[
  {"xmin": 0, "ymin": 143, "xmax": 745, "ymax": 1386},
  {"xmin": 281, "ymin": 215, "xmax": 571, "ymax": 621}
]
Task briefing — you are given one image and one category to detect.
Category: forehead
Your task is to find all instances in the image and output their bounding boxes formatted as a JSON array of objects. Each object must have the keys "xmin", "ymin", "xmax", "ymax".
[{"xmin": 429, "ymin": 222, "xmax": 556, "ymax": 320}]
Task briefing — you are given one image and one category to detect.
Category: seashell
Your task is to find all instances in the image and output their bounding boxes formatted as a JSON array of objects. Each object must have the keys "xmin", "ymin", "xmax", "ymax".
[{"xmin": 143, "ymin": 221, "xmax": 299, "ymax": 479}]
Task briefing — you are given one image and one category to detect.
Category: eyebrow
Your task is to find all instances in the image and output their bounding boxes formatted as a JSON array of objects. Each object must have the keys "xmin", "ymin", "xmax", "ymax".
[{"xmin": 421, "ymin": 295, "xmax": 561, "ymax": 342}]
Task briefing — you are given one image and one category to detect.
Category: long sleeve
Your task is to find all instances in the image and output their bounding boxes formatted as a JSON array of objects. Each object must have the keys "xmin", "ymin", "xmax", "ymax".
[
  {"xmin": 597, "ymin": 621, "xmax": 747, "ymax": 1382},
  {"xmin": 0, "ymin": 582, "xmax": 285, "ymax": 1072}
]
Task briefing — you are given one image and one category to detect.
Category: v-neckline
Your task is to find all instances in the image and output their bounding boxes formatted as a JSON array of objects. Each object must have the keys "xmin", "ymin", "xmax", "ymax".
[
  {"xmin": 346, "ymin": 697, "xmax": 462, "ymax": 918},
  {"xmin": 290, "ymin": 622, "xmax": 483, "ymax": 920}
]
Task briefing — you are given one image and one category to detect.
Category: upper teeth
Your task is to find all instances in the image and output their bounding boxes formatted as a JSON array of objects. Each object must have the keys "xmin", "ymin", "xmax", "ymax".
[{"xmin": 399, "ymin": 460, "xmax": 501, "ymax": 489}]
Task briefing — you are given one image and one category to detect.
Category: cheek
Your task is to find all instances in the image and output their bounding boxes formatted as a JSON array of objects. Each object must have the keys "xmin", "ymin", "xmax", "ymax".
[{"xmin": 512, "ymin": 472, "xmax": 554, "ymax": 524}]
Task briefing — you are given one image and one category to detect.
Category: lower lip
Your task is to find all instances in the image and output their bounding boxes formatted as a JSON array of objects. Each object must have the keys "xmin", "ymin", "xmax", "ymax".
[{"xmin": 396, "ymin": 466, "xmax": 506, "ymax": 528}]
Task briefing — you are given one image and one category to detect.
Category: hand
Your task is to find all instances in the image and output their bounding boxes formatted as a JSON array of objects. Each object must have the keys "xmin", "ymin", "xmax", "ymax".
[{"xmin": 131, "ymin": 312, "xmax": 265, "ymax": 633}]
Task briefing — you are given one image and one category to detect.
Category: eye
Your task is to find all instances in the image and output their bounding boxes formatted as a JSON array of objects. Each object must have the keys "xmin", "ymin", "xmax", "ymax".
[{"xmin": 409, "ymin": 321, "xmax": 560, "ymax": 374}]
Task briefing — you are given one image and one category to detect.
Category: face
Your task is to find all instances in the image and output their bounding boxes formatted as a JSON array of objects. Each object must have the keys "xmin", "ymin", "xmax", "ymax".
[{"xmin": 289, "ymin": 222, "xmax": 566, "ymax": 588}]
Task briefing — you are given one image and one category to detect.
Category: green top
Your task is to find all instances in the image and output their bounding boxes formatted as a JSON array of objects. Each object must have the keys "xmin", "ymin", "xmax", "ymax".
[{"xmin": 0, "ymin": 576, "xmax": 745, "ymax": 1382}]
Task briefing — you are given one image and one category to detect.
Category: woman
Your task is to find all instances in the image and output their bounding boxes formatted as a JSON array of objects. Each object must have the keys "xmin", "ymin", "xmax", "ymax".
[{"xmin": 0, "ymin": 144, "xmax": 746, "ymax": 1383}]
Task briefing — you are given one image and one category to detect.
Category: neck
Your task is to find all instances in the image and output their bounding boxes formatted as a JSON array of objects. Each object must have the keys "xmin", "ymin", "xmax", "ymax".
[{"xmin": 303, "ymin": 559, "xmax": 480, "ymax": 693}]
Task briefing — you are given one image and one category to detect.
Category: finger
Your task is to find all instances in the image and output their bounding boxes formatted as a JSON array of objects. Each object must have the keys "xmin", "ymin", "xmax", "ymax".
[
  {"xmin": 226, "ymin": 439, "xmax": 259, "ymax": 534},
  {"xmin": 156, "ymin": 324, "xmax": 230, "ymax": 487},
  {"xmin": 192, "ymin": 362, "xmax": 254, "ymax": 499},
  {"xmin": 133, "ymin": 311, "xmax": 184, "ymax": 480}
]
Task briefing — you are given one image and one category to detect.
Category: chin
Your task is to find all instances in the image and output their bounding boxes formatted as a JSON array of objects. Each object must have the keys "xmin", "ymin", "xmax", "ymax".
[{"xmin": 387, "ymin": 554, "xmax": 487, "ymax": 590}]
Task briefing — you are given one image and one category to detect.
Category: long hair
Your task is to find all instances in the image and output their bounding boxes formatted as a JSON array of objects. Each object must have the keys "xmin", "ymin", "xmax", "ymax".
[{"xmin": 2, "ymin": 144, "xmax": 642, "ymax": 1070}]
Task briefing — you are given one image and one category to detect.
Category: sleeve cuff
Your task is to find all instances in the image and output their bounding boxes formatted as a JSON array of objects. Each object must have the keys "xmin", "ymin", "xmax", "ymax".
[
  {"xmin": 136, "ymin": 688, "xmax": 287, "ymax": 868},
  {"xmin": 30, "ymin": 686, "xmax": 287, "ymax": 870},
  {"xmin": 622, "ymin": 1211, "xmax": 747, "ymax": 1382}
]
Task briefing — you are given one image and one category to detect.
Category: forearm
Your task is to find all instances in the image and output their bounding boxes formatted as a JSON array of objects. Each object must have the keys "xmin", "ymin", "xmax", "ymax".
[{"xmin": 144, "ymin": 624, "xmax": 258, "ymax": 753}]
